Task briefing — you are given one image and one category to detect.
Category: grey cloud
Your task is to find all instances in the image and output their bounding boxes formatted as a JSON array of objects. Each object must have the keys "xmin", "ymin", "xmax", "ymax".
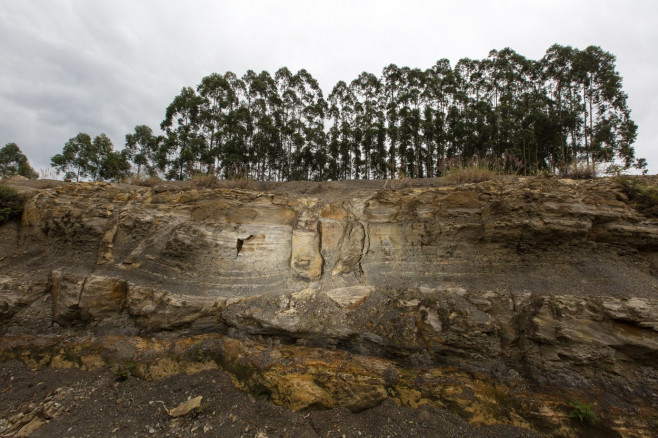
[{"xmin": 1, "ymin": 0, "xmax": 658, "ymax": 173}]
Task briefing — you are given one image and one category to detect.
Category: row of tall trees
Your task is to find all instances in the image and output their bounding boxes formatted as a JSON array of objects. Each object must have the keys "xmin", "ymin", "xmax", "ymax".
[{"xmin": 51, "ymin": 44, "xmax": 643, "ymax": 182}]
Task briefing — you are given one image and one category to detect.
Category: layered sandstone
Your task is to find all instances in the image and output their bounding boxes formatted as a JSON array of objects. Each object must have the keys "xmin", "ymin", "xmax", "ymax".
[{"xmin": 1, "ymin": 176, "xmax": 657, "ymax": 437}]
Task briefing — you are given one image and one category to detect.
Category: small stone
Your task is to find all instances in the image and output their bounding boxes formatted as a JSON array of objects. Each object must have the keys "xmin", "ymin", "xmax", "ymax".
[{"xmin": 166, "ymin": 396, "xmax": 203, "ymax": 417}]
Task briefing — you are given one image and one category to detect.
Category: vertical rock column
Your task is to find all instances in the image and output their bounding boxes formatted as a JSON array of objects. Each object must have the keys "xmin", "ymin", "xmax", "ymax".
[{"xmin": 290, "ymin": 210, "xmax": 324, "ymax": 281}]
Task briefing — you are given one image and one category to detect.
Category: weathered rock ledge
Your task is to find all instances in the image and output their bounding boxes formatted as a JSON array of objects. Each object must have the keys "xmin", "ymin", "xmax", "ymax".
[{"xmin": 1, "ymin": 176, "xmax": 657, "ymax": 437}]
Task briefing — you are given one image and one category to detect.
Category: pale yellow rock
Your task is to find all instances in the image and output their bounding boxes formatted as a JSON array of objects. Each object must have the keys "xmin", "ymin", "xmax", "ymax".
[
  {"xmin": 15, "ymin": 417, "xmax": 45, "ymax": 437},
  {"xmin": 81, "ymin": 354, "xmax": 105, "ymax": 370},
  {"xmin": 291, "ymin": 229, "xmax": 323, "ymax": 280},
  {"xmin": 79, "ymin": 276, "xmax": 127, "ymax": 321},
  {"xmin": 166, "ymin": 396, "xmax": 203, "ymax": 417},
  {"xmin": 49, "ymin": 355, "xmax": 76, "ymax": 369},
  {"xmin": 323, "ymin": 286, "xmax": 372, "ymax": 308}
]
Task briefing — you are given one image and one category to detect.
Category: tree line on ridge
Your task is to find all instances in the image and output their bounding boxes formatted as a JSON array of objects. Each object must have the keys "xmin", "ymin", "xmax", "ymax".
[{"xmin": 2, "ymin": 44, "xmax": 646, "ymax": 182}]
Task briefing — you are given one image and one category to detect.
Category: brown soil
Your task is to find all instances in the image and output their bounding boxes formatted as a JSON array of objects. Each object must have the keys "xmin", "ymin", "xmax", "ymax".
[{"xmin": 0, "ymin": 360, "xmax": 542, "ymax": 438}]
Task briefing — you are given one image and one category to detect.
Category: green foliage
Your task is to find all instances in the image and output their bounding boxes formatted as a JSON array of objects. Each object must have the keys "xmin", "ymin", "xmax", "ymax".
[
  {"xmin": 618, "ymin": 177, "xmax": 658, "ymax": 217},
  {"xmin": 567, "ymin": 400, "xmax": 598, "ymax": 425},
  {"xmin": 634, "ymin": 158, "xmax": 649, "ymax": 175},
  {"xmin": 100, "ymin": 150, "xmax": 131, "ymax": 182},
  {"xmin": 124, "ymin": 125, "xmax": 162, "ymax": 177},
  {"xmin": 0, "ymin": 185, "xmax": 25, "ymax": 224},
  {"xmin": 113, "ymin": 361, "xmax": 139, "ymax": 381},
  {"xmin": 193, "ymin": 401, "xmax": 212, "ymax": 417},
  {"xmin": 145, "ymin": 44, "xmax": 640, "ymax": 183},
  {"xmin": 0, "ymin": 143, "xmax": 38, "ymax": 179},
  {"xmin": 51, "ymin": 133, "xmax": 130, "ymax": 182},
  {"xmin": 188, "ymin": 342, "xmax": 213, "ymax": 363},
  {"xmin": 44, "ymin": 44, "xmax": 641, "ymax": 185},
  {"xmin": 51, "ymin": 132, "xmax": 93, "ymax": 181}
]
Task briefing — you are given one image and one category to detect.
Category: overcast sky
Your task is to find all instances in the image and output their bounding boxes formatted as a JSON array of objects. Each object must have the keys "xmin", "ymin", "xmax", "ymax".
[{"xmin": 1, "ymin": 0, "xmax": 657, "ymax": 175}]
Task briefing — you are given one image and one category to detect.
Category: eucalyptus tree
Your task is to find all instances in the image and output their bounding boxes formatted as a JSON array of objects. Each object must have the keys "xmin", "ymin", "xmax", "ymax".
[
  {"xmin": 215, "ymin": 72, "xmax": 251, "ymax": 179},
  {"xmin": 423, "ymin": 59, "xmax": 454, "ymax": 174},
  {"xmin": 397, "ymin": 67, "xmax": 427, "ymax": 177},
  {"xmin": 87, "ymin": 133, "xmax": 115, "ymax": 181},
  {"xmin": 51, "ymin": 133, "xmax": 128, "ymax": 182},
  {"xmin": 275, "ymin": 67, "xmax": 299, "ymax": 179},
  {"xmin": 246, "ymin": 70, "xmax": 281, "ymax": 180},
  {"xmin": 125, "ymin": 125, "xmax": 161, "ymax": 177},
  {"xmin": 381, "ymin": 64, "xmax": 404, "ymax": 177},
  {"xmin": 100, "ymin": 149, "xmax": 131, "ymax": 182},
  {"xmin": 0, "ymin": 143, "xmax": 37, "ymax": 179},
  {"xmin": 392, "ymin": 66, "xmax": 424, "ymax": 177},
  {"xmin": 572, "ymin": 46, "xmax": 637, "ymax": 172},
  {"xmin": 51, "ymin": 132, "xmax": 94, "ymax": 181},
  {"xmin": 221, "ymin": 104, "xmax": 251, "ymax": 179},
  {"xmin": 292, "ymin": 69, "xmax": 326, "ymax": 180},
  {"xmin": 328, "ymin": 80, "xmax": 356, "ymax": 179},
  {"xmin": 540, "ymin": 44, "xmax": 580, "ymax": 167},
  {"xmin": 485, "ymin": 49, "xmax": 537, "ymax": 169},
  {"xmin": 372, "ymin": 110, "xmax": 389, "ymax": 178},
  {"xmin": 197, "ymin": 73, "xmax": 239, "ymax": 174},
  {"xmin": 161, "ymin": 87, "xmax": 206, "ymax": 179},
  {"xmin": 350, "ymin": 72, "xmax": 382, "ymax": 179}
]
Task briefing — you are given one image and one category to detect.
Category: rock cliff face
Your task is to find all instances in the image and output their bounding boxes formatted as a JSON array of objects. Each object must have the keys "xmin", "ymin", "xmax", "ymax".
[{"xmin": 1, "ymin": 176, "xmax": 657, "ymax": 437}]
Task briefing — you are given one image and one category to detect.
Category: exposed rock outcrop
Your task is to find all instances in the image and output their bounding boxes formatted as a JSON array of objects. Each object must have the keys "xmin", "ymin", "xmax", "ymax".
[{"xmin": 1, "ymin": 176, "xmax": 657, "ymax": 437}]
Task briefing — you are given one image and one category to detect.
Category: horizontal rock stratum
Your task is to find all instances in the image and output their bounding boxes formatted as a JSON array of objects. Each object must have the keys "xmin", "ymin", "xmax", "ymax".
[{"xmin": 1, "ymin": 176, "xmax": 657, "ymax": 437}]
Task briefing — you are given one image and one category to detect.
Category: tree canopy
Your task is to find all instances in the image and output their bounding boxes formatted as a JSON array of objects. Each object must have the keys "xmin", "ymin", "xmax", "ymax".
[
  {"xmin": 0, "ymin": 143, "xmax": 38, "ymax": 179},
  {"xmin": 46, "ymin": 44, "xmax": 645, "ymax": 182},
  {"xmin": 144, "ymin": 44, "xmax": 642, "ymax": 181},
  {"xmin": 51, "ymin": 133, "xmax": 130, "ymax": 182}
]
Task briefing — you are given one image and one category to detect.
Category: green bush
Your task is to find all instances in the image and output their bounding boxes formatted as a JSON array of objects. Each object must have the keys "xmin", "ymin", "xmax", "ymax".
[
  {"xmin": 0, "ymin": 185, "xmax": 25, "ymax": 224},
  {"xmin": 618, "ymin": 177, "xmax": 658, "ymax": 217},
  {"xmin": 113, "ymin": 361, "xmax": 139, "ymax": 381},
  {"xmin": 568, "ymin": 400, "xmax": 598, "ymax": 425}
]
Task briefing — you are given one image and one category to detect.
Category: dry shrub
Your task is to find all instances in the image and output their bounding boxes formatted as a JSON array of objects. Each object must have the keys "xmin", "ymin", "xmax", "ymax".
[
  {"xmin": 560, "ymin": 165, "xmax": 595, "ymax": 179},
  {"xmin": 390, "ymin": 177, "xmax": 412, "ymax": 189},
  {"xmin": 256, "ymin": 181, "xmax": 276, "ymax": 191},
  {"xmin": 28, "ymin": 179, "xmax": 65, "ymax": 189},
  {"xmin": 190, "ymin": 173, "xmax": 220, "ymax": 188},
  {"xmin": 189, "ymin": 173, "xmax": 262, "ymax": 190},
  {"xmin": 127, "ymin": 175, "xmax": 164, "ymax": 187},
  {"xmin": 220, "ymin": 177, "xmax": 258, "ymax": 190},
  {"xmin": 445, "ymin": 166, "xmax": 497, "ymax": 184}
]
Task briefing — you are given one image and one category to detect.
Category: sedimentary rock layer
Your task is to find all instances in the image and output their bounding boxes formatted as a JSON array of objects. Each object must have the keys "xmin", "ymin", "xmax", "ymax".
[{"xmin": 1, "ymin": 176, "xmax": 657, "ymax": 436}]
